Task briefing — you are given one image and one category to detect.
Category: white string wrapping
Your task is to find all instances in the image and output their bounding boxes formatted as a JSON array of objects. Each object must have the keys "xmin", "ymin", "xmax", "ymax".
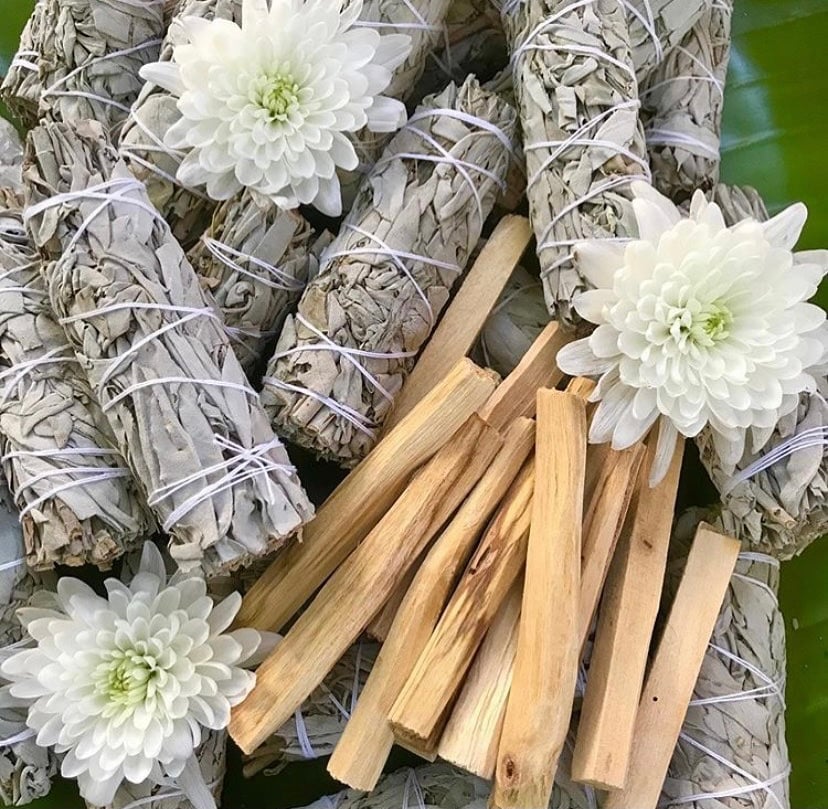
[{"xmin": 199, "ymin": 236, "xmax": 306, "ymax": 292}]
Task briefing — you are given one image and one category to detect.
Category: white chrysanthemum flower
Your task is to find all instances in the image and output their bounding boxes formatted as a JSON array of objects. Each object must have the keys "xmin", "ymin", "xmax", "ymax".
[
  {"xmin": 1, "ymin": 544, "xmax": 260, "ymax": 808},
  {"xmin": 140, "ymin": 0, "xmax": 411, "ymax": 216},
  {"xmin": 557, "ymin": 182, "xmax": 828, "ymax": 484}
]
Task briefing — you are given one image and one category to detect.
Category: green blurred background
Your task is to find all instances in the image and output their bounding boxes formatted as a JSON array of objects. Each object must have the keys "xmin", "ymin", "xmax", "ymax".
[{"xmin": 1, "ymin": 0, "xmax": 827, "ymax": 806}]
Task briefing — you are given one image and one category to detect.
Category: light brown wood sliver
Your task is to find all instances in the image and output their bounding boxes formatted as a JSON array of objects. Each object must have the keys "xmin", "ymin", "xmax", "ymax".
[
  {"xmin": 327, "ymin": 418, "xmax": 534, "ymax": 790},
  {"xmin": 493, "ymin": 391, "xmax": 587, "ymax": 809},
  {"xmin": 388, "ymin": 461, "xmax": 535, "ymax": 750},
  {"xmin": 235, "ymin": 358, "xmax": 498, "ymax": 633},
  {"xmin": 229, "ymin": 415, "xmax": 503, "ymax": 754},
  {"xmin": 571, "ymin": 436, "xmax": 686, "ymax": 790},
  {"xmin": 603, "ymin": 524, "xmax": 741, "ymax": 809}
]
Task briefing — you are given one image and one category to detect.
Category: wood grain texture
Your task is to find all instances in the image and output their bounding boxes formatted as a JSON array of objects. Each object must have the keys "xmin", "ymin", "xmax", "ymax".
[
  {"xmin": 327, "ymin": 418, "xmax": 534, "ymax": 790},
  {"xmin": 603, "ymin": 523, "xmax": 741, "ymax": 809},
  {"xmin": 235, "ymin": 358, "xmax": 498, "ymax": 633},
  {"xmin": 572, "ymin": 437, "xmax": 685, "ymax": 790},
  {"xmin": 437, "ymin": 579, "xmax": 523, "ymax": 779},
  {"xmin": 229, "ymin": 415, "xmax": 503, "ymax": 753},
  {"xmin": 478, "ymin": 321, "xmax": 572, "ymax": 431},
  {"xmin": 388, "ymin": 461, "xmax": 535, "ymax": 749},
  {"xmin": 493, "ymin": 391, "xmax": 587, "ymax": 809}
]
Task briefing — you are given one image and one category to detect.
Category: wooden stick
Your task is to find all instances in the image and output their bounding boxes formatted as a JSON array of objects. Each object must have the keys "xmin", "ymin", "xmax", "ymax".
[
  {"xmin": 436, "ymin": 438, "xmax": 643, "ymax": 781},
  {"xmin": 385, "ymin": 216, "xmax": 532, "ymax": 430},
  {"xmin": 327, "ymin": 418, "xmax": 535, "ymax": 790},
  {"xmin": 229, "ymin": 415, "xmax": 503, "ymax": 754},
  {"xmin": 438, "ymin": 579, "xmax": 523, "ymax": 779},
  {"xmin": 492, "ymin": 391, "xmax": 587, "ymax": 809},
  {"xmin": 565, "ymin": 376, "xmax": 596, "ymax": 399},
  {"xmin": 235, "ymin": 358, "xmax": 498, "ymax": 633},
  {"xmin": 365, "ymin": 566, "xmax": 416, "ymax": 642},
  {"xmin": 388, "ymin": 460, "xmax": 535, "ymax": 749},
  {"xmin": 478, "ymin": 321, "xmax": 572, "ymax": 431},
  {"xmin": 571, "ymin": 436, "xmax": 685, "ymax": 790},
  {"xmin": 578, "ymin": 441, "xmax": 645, "ymax": 649},
  {"xmin": 604, "ymin": 524, "xmax": 741, "ymax": 809}
]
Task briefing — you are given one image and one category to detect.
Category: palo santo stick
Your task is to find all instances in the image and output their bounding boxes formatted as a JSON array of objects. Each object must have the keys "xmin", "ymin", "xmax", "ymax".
[
  {"xmin": 386, "ymin": 216, "xmax": 532, "ymax": 429},
  {"xmin": 578, "ymin": 442, "xmax": 646, "ymax": 649},
  {"xmin": 236, "ymin": 358, "xmax": 498, "ymax": 632},
  {"xmin": 370, "ymin": 351, "xmax": 564, "ymax": 642},
  {"xmin": 388, "ymin": 460, "xmax": 535, "ymax": 750},
  {"xmin": 438, "ymin": 439, "xmax": 643, "ymax": 781},
  {"xmin": 438, "ymin": 579, "xmax": 523, "ymax": 779},
  {"xmin": 366, "ymin": 566, "xmax": 416, "ymax": 642},
  {"xmin": 479, "ymin": 321, "xmax": 572, "ymax": 431},
  {"xmin": 603, "ymin": 524, "xmax": 740, "ymax": 809},
  {"xmin": 229, "ymin": 415, "xmax": 503, "ymax": 754},
  {"xmin": 493, "ymin": 391, "xmax": 587, "ymax": 809},
  {"xmin": 328, "ymin": 418, "xmax": 535, "ymax": 790},
  {"xmin": 572, "ymin": 436, "xmax": 686, "ymax": 790}
]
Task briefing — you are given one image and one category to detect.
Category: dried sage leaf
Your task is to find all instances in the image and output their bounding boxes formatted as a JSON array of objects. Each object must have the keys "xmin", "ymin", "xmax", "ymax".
[
  {"xmin": 245, "ymin": 642, "xmax": 378, "ymax": 777},
  {"xmin": 474, "ymin": 265, "xmax": 547, "ymax": 377},
  {"xmin": 0, "ymin": 122, "xmax": 24, "ymax": 194},
  {"xmin": 187, "ymin": 190, "xmax": 318, "ymax": 376},
  {"xmin": 640, "ymin": 1, "xmax": 733, "ymax": 202},
  {"xmin": 0, "ymin": 485, "xmax": 58, "ymax": 806},
  {"xmin": 696, "ymin": 185, "xmax": 828, "ymax": 560},
  {"xmin": 24, "ymin": 119, "xmax": 313, "ymax": 576},
  {"xmin": 0, "ymin": 0, "xmax": 165, "ymax": 131},
  {"xmin": 663, "ymin": 510, "xmax": 789, "ymax": 809},
  {"xmin": 262, "ymin": 76, "xmax": 516, "ymax": 465},
  {"xmin": 626, "ymin": 0, "xmax": 711, "ymax": 83},
  {"xmin": 501, "ymin": 0, "xmax": 647, "ymax": 326},
  {"xmin": 0, "ymin": 202, "xmax": 154, "ymax": 570}
]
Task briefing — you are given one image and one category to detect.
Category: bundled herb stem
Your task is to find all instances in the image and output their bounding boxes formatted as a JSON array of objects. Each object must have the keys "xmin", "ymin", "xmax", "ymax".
[
  {"xmin": 187, "ymin": 190, "xmax": 318, "ymax": 376},
  {"xmin": 0, "ymin": 0, "xmax": 165, "ymax": 131},
  {"xmin": 501, "ymin": 0, "xmax": 648, "ymax": 326},
  {"xmin": 262, "ymin": 77, "xmax": 516, "ymax": 465},
  {"xmin": 640, "ymin": 0, "xmax": 733, "ymax": 202},
  {"xmin": 24, "ymin": 120, "xmax": 313, "ymax": 575},
  {"xmin": 0, "ymin": 203, "xmax": 154, "ymax": 570}
]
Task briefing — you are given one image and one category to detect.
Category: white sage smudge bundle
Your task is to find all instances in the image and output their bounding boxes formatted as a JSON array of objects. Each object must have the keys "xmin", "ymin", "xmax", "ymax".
[
  {"xmin": 85, "ymin": 732, "xmax": 228, "ymax": 809},
  {"xmin": 625, "ymin": 0, "xmax": 711, "ymax": 83},
  {"xmin": 0, "ymin": 486, "xmax": 58, "ymax": 807},
  {"xmin": 663, "ymin": 510, "xmax": 789, "ymax": 809},
  {"xmin": 24, "ymin": 119, "xmax": 314, "ymax": 575},
  {"xmin": 187, "ymin": 190, "xmax": 318, "ymax": 375},
  {"xmin": 0, "ymin": 0, "xmax": 165, "ymax": 131},
  {"xmin": 118, "ymin": 0, "xmax": 241, "ymax": 244},
  {"xmin": 0, "ymin": 203, "xmax": 154, "ymax": 570},
  {"xmin": 474, "ymin": 265, "xmax": 546, "ymax": 377},
  {"xmin": 640, "ymin": 1, "xmax": 733, "ymax": 202},
  {"xmin": 696, "ymin": 185, "xmax": 828, "ymax": 560},
  {"xmin": 262, "ymin": 77, "xmax": 516, "ymax": 464},
  {"xmin": 0, "ymin": 122, "xmax": 24, "ymax": 194},
  {"xmin": 244, "ymin": 642, "xmax": 378, "ymax": 777},
  {"xmin": 501, "ymin": 0, "xmax": 648, "ymax": 326}
]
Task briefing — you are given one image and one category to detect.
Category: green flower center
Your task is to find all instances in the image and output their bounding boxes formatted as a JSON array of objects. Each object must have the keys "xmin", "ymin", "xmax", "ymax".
[
  {"xmin": 666, "ymin": 301, "xmax": 733, "ymax": 349},
  {"xmin": 253, "ymin": 72, "xmax": 301, "ymax": 122},
  {"xmin": 96, "ymin": 649, "xmax": 159, "ymax": 706}
]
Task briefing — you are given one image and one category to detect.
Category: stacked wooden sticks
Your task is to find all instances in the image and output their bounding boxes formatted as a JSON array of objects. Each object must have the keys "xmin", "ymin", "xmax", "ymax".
[{"xmin": 228, "ymin": 218, "xmax": 742, "ymax": 809}]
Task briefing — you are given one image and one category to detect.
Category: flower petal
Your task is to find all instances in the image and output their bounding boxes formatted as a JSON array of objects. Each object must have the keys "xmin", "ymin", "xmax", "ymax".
[
  {"xmin": 762, "ymin": 202, "xmax": 807, "ymax": 250},
  {"xmin": 573, "ymin": 240, "xmax": 625, "ymax": 289}
]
